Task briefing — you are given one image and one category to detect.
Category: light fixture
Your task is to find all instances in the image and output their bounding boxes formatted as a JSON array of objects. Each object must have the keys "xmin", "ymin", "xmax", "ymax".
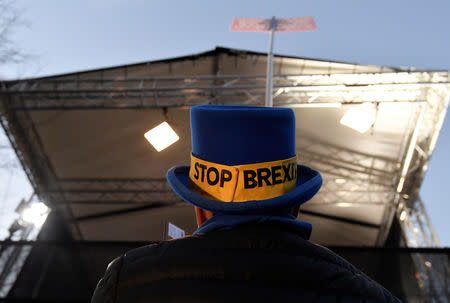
[
  {"xmin": 335, "ymin": 178, "xmax": 346, "ymax": 184},
  {"xmin": 399, "ymin": 210, "xmax": 407, "ymax": 221},
  {"xmin": 340, "ymin": 107, "xmax": 376, "ymax": 133},
  {"xmin": 397, "ymin": 177, "xmax": 405, "ymax": 193},
  {"xmin": 336, "ymin": 202, "xmax": 352, "ymax": 207},
  {"xmin": 283, "ymin": 102, "xmax": 342, "ymax": 108},
  {"xmin": 144, "ymin": 121, "xmax": 179, "ymax": 152},
  {"xmin": 20, "ymin": 202, "xmax": 50, "ymax": 227}
]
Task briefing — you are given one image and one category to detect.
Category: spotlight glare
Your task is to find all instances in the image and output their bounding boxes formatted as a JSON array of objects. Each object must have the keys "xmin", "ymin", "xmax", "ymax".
[
  {"xmin": 399, "ymin": 210, "xmax": 407, "ymax": 221},
  {"xmin": 21, "ymin": 202, "xmax": 50, "ymax": 227},
  {"xmin": 336, "ymin": 202, "xmax": 352, "ymax": 207},
  {"xmin": 144, "ymin": 122, "xmax": 179, "ymax": 152},
  {"xmin": 283, "ymin": 102, "xmax": 342, "ymax": 108},
  {"xmin": 340, "ymin": 108, "xmax": 376, "ymax": 133}
]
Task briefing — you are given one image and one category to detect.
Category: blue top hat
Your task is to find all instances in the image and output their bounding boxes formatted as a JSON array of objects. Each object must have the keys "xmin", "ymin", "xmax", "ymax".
[{"xmin": 166, "ymin": 105, "xmax": 322, "ymax": 214}]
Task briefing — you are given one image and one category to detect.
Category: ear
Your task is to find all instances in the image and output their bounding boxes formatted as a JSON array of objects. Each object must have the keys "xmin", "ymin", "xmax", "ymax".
[{"xmin": 194, "ymin": 207, "xmax": 214, "ymax": 227}]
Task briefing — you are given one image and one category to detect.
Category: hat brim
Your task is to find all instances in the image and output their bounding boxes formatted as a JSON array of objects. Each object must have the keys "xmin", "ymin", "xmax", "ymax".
[{"xmin": 166, "ymin": 164, "xmax": 322, "ymax": 214}]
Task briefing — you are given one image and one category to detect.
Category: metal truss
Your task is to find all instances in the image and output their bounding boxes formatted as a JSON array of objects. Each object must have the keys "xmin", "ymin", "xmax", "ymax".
[
  {"xmin": 370, "ymin": 85, "xmax": 450, "ymax": 248},
  {"xmin": 298, "ymin": 136, "xmax": 397, "ymax": 184},
  {"xmin": 1, "ymin": 71, "xmax": 446, "ymax": 234},
  {"xmin": 297, "ymin": 136, "xmax": 397, "ymax": 213},
  {"xmin": 47, "ymin": 178, "xmax": 180, "ymax": 204},
  {"xmin": 304, "ymin": 128, "xmax": 450, "ymax": 303},
  {"xmin": 0, "ymin": 193, "xmax": 38, "ymax": 298},
  {"xmin": 39, "ymin": 174, "xmax": 389, "ymax": 224},
  {"xmin": 1, "ymin": 71, "xmax": 449, "ymax": 239},
  {"xmin": 42, "ymin": 178, "xmax": 184, "ymax": 221},
  {"xmin": 40, "ymin": 139, "xmax": 399, "ymax": 222},
  {"xmin": 1, "ymin": 66, "xmax": 449, "ymax": 301},
  {"xmin": 397, "ymin": 196, "xmax": 450, "ymax": 302},
  {"xmin": 0, "ymin": 228, "xmax": 33, "ymax": 298},
  {"xmin": 0, "ymin": 97, "xmax": 39, "ymax": 191},
  {"xmin": 0, "ymin": 71, "xmax": 449, "ymax": 110},
  {"xmin": 399, "ymin": 196, "xmax": 440, "ymax": 248},
  {"xmin": 0, "ymin": 96, "xmax": 84, "ymax": 239},
  {"xmin": 389, "ymin": 86, "xmax": 450, "ymax": 302},
  {"xmin": 0, "ymin": 123, "xmax": 399, "ymax": 223}
]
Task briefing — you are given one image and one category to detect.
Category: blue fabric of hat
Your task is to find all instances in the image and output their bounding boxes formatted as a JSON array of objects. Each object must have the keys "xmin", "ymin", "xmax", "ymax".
[
  {"xmin": 191, "ymin": 105, "xmax": 296, "ymax": 165},
  {"xmin": 166, "ymin": 105, "xmax": 322, "ymax": 214}
]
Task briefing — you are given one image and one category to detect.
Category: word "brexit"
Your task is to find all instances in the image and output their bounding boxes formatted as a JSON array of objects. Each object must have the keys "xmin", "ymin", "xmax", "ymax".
[
  {"xmin": 192, "ymin": 162, "xmax": 297, "ymax": 189},
  {"xmin": 243, "ymin": 163, "xmax": 297, "ymax": 188}
]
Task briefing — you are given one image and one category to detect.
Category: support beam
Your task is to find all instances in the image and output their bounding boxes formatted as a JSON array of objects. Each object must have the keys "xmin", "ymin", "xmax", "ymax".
[
  {"xmin": 73, "ymin": 202, "xmax": 179, "ymax": 222},
  {"xmin": 1, "ymin": 71, "xmax": 448, "ymax": 110},
  {"xmin": 299, "ymin": 209, "xmax": 380, "ymax": 229}
]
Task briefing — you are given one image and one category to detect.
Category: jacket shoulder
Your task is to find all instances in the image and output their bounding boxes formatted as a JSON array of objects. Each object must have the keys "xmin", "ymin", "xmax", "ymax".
[
  {"xmin": 91, "ymin": 242, "xmax": 166, "ymax": 303},
  {"xmin": 92, "ymin": 224, "xmax": 402, "ymax": 303},
  {"xmin": 91, "ymin": 256, "xmax": 123, "ymax": 303}
]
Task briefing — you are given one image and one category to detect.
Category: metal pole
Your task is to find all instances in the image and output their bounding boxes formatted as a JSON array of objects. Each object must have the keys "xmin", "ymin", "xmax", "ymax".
[
  {"xmin": 418, "ymin": 195, "xmax": 441, "ymax": 247},
  {"xmin": 265, "ymin": 16, "xmax": 276, "ymax": 107}
]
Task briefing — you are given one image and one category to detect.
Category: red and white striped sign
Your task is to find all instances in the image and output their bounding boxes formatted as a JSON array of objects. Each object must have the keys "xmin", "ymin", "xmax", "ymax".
[{"xmin": 230, "ymin": 17, "xmax": 317, "ymax": 32}]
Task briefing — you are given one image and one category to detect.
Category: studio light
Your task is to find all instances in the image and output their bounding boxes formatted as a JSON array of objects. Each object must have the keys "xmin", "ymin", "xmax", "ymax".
[
  {"xmin": 281, "ymin": 102, "xmax": 342, "ymax": 108},
  {"xmin": 20, "ymin": 202, "xmax": 50, "ymax": 227},
  {"xmin": 144, "ymin": 121, "xmax": 179, "ymax": 152},
  {"xmin": 399, "ymin": 210, "xmax": 407, "ymax": 221},
  {"xmin": 336, "ymin": 202, "xmax": 352, "ymax": 207},
  {"xmin": 335, "ymin": 178, "xmax": 346, "ymax": 184},
  {"xmin": 397, "ymin": 177, "xmax": 405, "ymax": 193},
  {"xmin": 340, "ymin": 108, "xmax": 376, "ymax": 133}
]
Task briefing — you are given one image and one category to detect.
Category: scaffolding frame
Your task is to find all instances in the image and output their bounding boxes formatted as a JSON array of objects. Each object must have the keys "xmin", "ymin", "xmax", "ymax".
[
  {"xmin": 1, "ymin": 71, "xmax": 448, "ymax": 110},
  {"xmin": 1, "ymin": 69, "xmax": 450, "ymax": 301},
  {"xmin": 1, "ymin": 71, "xmax": 449, "ymax": 235}
]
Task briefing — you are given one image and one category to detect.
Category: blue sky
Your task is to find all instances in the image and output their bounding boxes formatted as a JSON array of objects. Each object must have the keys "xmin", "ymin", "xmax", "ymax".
[{"xmin": 1, "ymin": 0, "xmax": 449, "ymax": 245}]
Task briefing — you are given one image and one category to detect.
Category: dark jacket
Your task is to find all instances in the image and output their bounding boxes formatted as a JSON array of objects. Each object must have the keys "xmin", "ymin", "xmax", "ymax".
[{"xmin": 91, "ymin": 223, "xmax": 401, "ymax": 303}]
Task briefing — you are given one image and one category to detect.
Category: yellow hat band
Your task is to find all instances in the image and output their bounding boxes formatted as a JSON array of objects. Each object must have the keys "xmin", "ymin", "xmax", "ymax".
[{"xmin": 189, "ymin": 154, "xmax": 297, "ymax": 202}]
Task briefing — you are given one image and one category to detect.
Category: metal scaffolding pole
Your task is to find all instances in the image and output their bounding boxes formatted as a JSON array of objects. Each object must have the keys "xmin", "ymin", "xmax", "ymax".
[{"xmin": 265, "ymin": 17, "xmax": 276, "ymax": 107}]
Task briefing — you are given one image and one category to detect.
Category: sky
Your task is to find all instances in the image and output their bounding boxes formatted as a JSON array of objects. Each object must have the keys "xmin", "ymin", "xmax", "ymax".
[{"xmin": 0, "ymin": 0, "xmax": 449, "ymax": 245}]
